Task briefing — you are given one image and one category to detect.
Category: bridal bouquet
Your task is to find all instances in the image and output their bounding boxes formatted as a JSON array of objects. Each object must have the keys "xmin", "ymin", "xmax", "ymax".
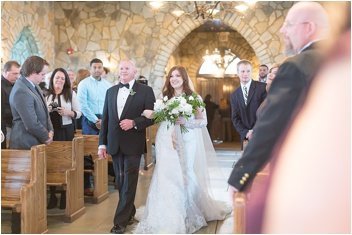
[{"xmin": 153, "ymin": 93, "xmax": 205, "ymax": 133}]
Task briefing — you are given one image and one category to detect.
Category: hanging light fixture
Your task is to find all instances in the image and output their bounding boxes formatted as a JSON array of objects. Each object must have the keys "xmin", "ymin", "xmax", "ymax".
[
  {"xmin": 169, "ymin": 1, "xmax": 257, "ymax": 23},
  {"xmin": 199, "ymin": 48, "xmax": 240, "ymax": 78}
]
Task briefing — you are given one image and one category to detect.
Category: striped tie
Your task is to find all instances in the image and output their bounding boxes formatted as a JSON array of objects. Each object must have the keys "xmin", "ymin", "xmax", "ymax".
[{"xmin": 243, "ymin": 86, "xmax": 248, "ymax": 105}]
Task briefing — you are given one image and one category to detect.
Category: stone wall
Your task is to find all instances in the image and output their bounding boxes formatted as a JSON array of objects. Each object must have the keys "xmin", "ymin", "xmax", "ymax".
[
  {"xmin": 2, "ymin": 1, "xmax": 293, "ymax": 92},
  {"xmin": 1, "ymin": 1, "xmax": 55, "ymax": 66}
]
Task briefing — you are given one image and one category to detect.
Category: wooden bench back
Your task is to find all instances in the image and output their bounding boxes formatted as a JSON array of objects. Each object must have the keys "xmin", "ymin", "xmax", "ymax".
[
  {"xmin": 1, "ymin": 145, "xmax": 47, "ymax": 233},
  {"xmin": 46, "ymin": 137, "xmax": 84, "ymax": 184},
  {"xmin": 82, "ymin": 135, "xmax": 99, "ymax": 158},
  {"xmin": 1, "ymin": 148, "xmax": 36, "ymax": 201}
]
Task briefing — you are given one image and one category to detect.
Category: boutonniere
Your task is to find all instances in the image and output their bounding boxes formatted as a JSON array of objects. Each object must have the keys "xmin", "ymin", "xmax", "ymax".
[{"xmin": 129, "ymin": 88, "xmax": 136, "ymax": 96}]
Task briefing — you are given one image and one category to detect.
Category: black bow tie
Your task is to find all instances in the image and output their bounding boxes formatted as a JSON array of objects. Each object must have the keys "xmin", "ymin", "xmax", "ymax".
[{"xmin": 118, "ymin": 83, "xmax": 130, "ymax": 89}]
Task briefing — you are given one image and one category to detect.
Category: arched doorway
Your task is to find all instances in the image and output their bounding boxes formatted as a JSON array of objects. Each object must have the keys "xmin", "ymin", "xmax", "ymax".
[{"xmin": 166, "ymin": 20, "xmax": 258, "ymax": 148}]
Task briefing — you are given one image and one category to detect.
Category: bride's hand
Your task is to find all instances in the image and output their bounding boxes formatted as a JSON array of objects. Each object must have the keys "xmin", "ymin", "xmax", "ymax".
[
  {"xmin": 175, "ymin": 117, "xmax": 186, "ymax": 125},
  {"xmin": 142, "ymin": 109, "xmax": 154, "ymax": 119}
]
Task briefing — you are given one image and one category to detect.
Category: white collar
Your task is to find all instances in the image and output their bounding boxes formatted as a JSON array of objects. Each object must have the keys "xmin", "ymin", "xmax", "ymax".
[
  {"xmin": 241, "ymin": 79, "xmax": 252, "ymax": 89},
  {"xmin": 25, "ymin": 77, "xmax": 35, "ymax": 88},
  {"xmin": 298, "ymin": 39, "xmax": 322, "ymax": 54}
]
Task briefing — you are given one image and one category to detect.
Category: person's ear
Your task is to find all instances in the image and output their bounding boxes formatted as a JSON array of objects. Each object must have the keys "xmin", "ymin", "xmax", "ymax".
[{"xmin": 306, "ymin": 21, "xmax": 317, "ymax": 38}]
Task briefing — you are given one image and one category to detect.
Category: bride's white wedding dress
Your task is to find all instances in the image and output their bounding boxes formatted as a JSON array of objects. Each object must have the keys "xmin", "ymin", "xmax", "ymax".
[{"xmin": 136, "ymin": 111, "xmax": 231, "ymax": 234}]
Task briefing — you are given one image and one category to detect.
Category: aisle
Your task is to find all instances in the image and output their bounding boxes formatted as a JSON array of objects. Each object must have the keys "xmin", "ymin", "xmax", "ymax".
[{"xmin": 2, "ymin": 150, "xmax": 241, "ymax": 234}]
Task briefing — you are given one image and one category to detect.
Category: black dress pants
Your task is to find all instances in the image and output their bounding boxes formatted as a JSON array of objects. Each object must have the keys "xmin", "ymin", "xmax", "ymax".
[{"xmin": 111, "ymin": 150, "xmax": 141, "ymax": 227}]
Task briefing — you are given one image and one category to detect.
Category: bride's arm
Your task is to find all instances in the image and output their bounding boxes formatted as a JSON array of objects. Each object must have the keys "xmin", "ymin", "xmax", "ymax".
[
  {"xmin": 142, "ymin": 109, "xmax": 154, "ymax": 119},
  {"xmin": 184, "ymin": 107, "xmax": 208, "ymax": 129}
]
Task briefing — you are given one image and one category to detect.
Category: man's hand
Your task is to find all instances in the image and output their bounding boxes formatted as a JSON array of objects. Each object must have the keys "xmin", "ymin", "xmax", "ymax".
[
  {"xmin": 98, "ymin": 148, "xmax": 107, "ymax": 159},
  {"xmin": 120, "ymin": 119, "xmax": 134, "ymax": 131},
  {"xmin": 45, "ymin": 131, "xmax": 54, "ymax": 145},
  {"xmin": 95, "ymin": 119, "xmax": 102, "ymax": 129},
  {"xmin": 48, "ymin": 130, "xmax": 54, "ymax": 139},
  {"xmin": 246, "ymin": 129, "xmax": 253, "ymax": 140}
]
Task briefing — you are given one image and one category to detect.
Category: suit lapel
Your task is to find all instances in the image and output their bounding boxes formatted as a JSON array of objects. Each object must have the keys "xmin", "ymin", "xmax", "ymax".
[
  {"xmin": 111, "ymin": 86, "xmax": 119, "ymax": 122},
  {"xmin": 120, "ymin": 82, "xmax": 137, "ymax": 120},
  {"xmin": 237, "ymin": 88, "xmax": 245, "ymax": 107}
]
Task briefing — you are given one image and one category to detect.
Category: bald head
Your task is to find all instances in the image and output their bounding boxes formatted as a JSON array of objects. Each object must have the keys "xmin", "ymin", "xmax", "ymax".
[
  {"xmin": 280, "ymin": 2, "xmax": 329, "ymax": 55},
  {"xmin": 119, "ymin": 60, "xmax": 137, "ymax": 84}
]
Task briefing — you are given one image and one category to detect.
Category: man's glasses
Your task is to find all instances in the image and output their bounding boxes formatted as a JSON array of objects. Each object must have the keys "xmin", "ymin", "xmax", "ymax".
[{"xmin": 282, "ymin": 21, "xmax": 310, "ymax": 28}]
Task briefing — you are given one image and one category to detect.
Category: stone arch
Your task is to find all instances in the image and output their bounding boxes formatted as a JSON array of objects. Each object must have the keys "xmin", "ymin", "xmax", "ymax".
[{"xmin": 150, "ymin": 13, "xmax": 273, "ymax": 88}]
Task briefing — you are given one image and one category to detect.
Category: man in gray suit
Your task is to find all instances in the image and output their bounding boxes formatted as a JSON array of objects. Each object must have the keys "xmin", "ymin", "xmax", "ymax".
[{"xmin": 9, "ymin": 56, "xmax": 54, "ymax": 149}]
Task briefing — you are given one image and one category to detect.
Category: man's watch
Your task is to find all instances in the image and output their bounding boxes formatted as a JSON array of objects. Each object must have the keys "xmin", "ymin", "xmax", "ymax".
[{"xmin": 133, "ymin": 120, "xmax": 137, "ymax": 129}]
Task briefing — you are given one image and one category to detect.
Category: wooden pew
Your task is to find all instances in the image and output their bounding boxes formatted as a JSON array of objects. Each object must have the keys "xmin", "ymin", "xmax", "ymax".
[
  {"xmin": 233, "ymin": 165, "xmax": 270, "ymax": 233},
  {"xmin": 1, "ymin": 145, "xmax": 47, "ymax": 233},
  {"xmin": 82, "ymin": 135, "xmax": 109, "ymax": 204},
  {"xmin": 46, "ymin": 137, "xmax": 85, "ymax": 222}
]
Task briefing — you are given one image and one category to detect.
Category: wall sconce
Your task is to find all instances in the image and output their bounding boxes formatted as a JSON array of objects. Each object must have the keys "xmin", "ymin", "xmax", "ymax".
[{"xmin": 66, "ymin": 48, "xmax": 74, "ymax": 55}]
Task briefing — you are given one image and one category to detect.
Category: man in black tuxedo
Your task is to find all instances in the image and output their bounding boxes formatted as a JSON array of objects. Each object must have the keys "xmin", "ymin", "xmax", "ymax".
[
  {"xmin": 98, "ymin": 60, "xmax": 155, "ymax": 234},
  {"xmin": 230, "ymin": 60, "xmax": 266, "ymax": 148},
  {"xmin": 228, "ymin": 2, "xmax": 330, "ymax": 194}
]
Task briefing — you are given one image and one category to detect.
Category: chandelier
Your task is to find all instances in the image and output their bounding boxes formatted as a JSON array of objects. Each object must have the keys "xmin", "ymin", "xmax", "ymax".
[
  {"xmin": 199, "ymin": 48, "xmax": 240, "ymax": 78},
  {"xmin": 149, "ymin": 1, "xmax": 257, "ymax": 23}
]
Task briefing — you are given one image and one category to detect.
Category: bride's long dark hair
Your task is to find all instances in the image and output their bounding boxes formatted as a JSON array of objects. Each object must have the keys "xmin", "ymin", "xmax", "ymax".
[{"xmin": 162, "ymin": 65, "xmax": 193, "ymax": 98}]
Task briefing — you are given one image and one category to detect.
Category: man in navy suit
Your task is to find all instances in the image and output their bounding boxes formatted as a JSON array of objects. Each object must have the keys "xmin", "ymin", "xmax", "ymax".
[
  {"xmin": 230, "ymin": 60, "xmax": 266, "ymax": 149},
  {"xmin": 228, "ymin": 2, "xmax": 329, "ymax": 197},
  {"xmin": 98, "ymin": 60, "xmax": 155, "ymax": 234}
]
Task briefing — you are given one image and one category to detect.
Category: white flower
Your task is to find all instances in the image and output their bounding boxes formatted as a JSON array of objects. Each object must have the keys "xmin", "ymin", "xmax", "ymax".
[
  {"xmin": 154, "ymin": 99, "xmax": 165, "ymax": 112},
  {"xmin": 188, "ymin": 96, "xmax": 194, "ymax": 101},
  {"xmin": 163, "ymin": 96, "xmax": 168, "ymax": 102}
]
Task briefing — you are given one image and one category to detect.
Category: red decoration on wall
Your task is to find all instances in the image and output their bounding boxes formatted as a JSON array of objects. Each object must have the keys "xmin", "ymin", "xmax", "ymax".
[{"xmin": 67, "ymin": 48, "xmax": 74, "ymax": 55}]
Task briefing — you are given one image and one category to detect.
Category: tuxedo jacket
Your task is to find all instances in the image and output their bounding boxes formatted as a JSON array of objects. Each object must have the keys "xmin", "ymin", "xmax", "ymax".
[
  {"xmin": 230, "ymin": 80, "xmax": 267, "ymax": 141},
  {"xmin": 9, "ymin": 76, "xmax": 53, "ymax": 149},
  {"xmin": 99, "ymin": 82, "xmax": 155, "ymax": 156},
  {"xmin": 228, "ymin": 42, "xmax": 323, "ymax": 191}
]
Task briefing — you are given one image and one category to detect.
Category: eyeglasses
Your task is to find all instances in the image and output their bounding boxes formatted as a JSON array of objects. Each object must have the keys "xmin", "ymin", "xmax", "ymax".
[{"xmin": 282, "ymin": 21, "xmax": 310, "ymax": 28}]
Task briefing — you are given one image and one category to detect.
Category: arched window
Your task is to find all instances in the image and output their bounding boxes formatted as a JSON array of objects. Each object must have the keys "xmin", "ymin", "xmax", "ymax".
[
  {"xmin": 11, "ymin": 27, "xmax": 39, "ymax": 64},
  {"xmin": 198, "ymin": 48, "xmax": 240, "ymax": 78}
]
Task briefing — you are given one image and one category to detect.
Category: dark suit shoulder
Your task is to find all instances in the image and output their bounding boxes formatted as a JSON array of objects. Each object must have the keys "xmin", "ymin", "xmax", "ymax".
[
  {"xmin": 252, "ymin": 80, "xmax": 266, "ymax": 89},
  {"xmin": 107, "ymin": 84, "xmax": 119, "ymax": 93}
]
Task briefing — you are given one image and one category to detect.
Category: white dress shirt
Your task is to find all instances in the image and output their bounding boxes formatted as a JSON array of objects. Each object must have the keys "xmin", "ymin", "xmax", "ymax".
[
  {"xmin": 241, "ymin": 79, "xmax": 252, "ymax": 103},
  {"xmin": 117, "ymin": 79, "xmax": 135, "ymax": 119}
]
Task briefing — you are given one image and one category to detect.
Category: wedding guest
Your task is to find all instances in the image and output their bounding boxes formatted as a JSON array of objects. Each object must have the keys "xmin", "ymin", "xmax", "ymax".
[
  {"xmin": 66, "ymin": 68, "xmax": 76, "ymax": 86},
  {"xmin": 263, "ymin": 27, "xmax": 350, "ymax": 234},
  {"xmin": 98, "ymin": 60, "xmax": 155, "ymax": 234},
  {"xmin": 258, "ymin": 64, "xmax": 269, "ymax": 83},
  {"xmin": 72, "ymin": 68, "xmax": 90, "ymax": 130},
  {"xmin": 204, "ymin": 94, "xmax": 219, "ymax": 138},
  {"xmin": 8, "ymin": 56, "xmax": 53, "ymax": 233},
  {"xmin": 46, "ymin": 68, "xmax": 82, "ymax": 209},
  {"xmin": 266, "ymin": 64, "xmax": 280, "ymax": 92},
  {"xmin": 72, "ymin": 68, "xmax": 90, "ymax": 93},
  {"xmin": 230, "ymin": 60, "xmax": 266, "ymax": 148},
  {"xmin": 228, "ymin": 2, "xmax": 330, "ymax": 197},
  {"xmin": 9, "ymin": 56, "xmax": 53, "ymax": 150},
  {"xmin": 136, "ymin": 65, "xmax": 231, "ymax": 233},
  {"xmin": 1, "ymin": 60, "xmax": 20, "ymax": 149},
  {"xmin": 102, "ymin": 66, "xmax": 110, "ymax": 80},
  {"xmin": 77, "ymin": 59, "xmax": 111, "ymax": 195},
  {"xmin": 77, "ymin": 58, "xmax": 111, "ymax": 135}
]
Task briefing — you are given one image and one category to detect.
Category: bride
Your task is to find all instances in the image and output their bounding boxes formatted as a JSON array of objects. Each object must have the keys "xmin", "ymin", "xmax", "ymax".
[{"xmin": 135, "ymin": 65, "xmax": 231, "ymax": 233}]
